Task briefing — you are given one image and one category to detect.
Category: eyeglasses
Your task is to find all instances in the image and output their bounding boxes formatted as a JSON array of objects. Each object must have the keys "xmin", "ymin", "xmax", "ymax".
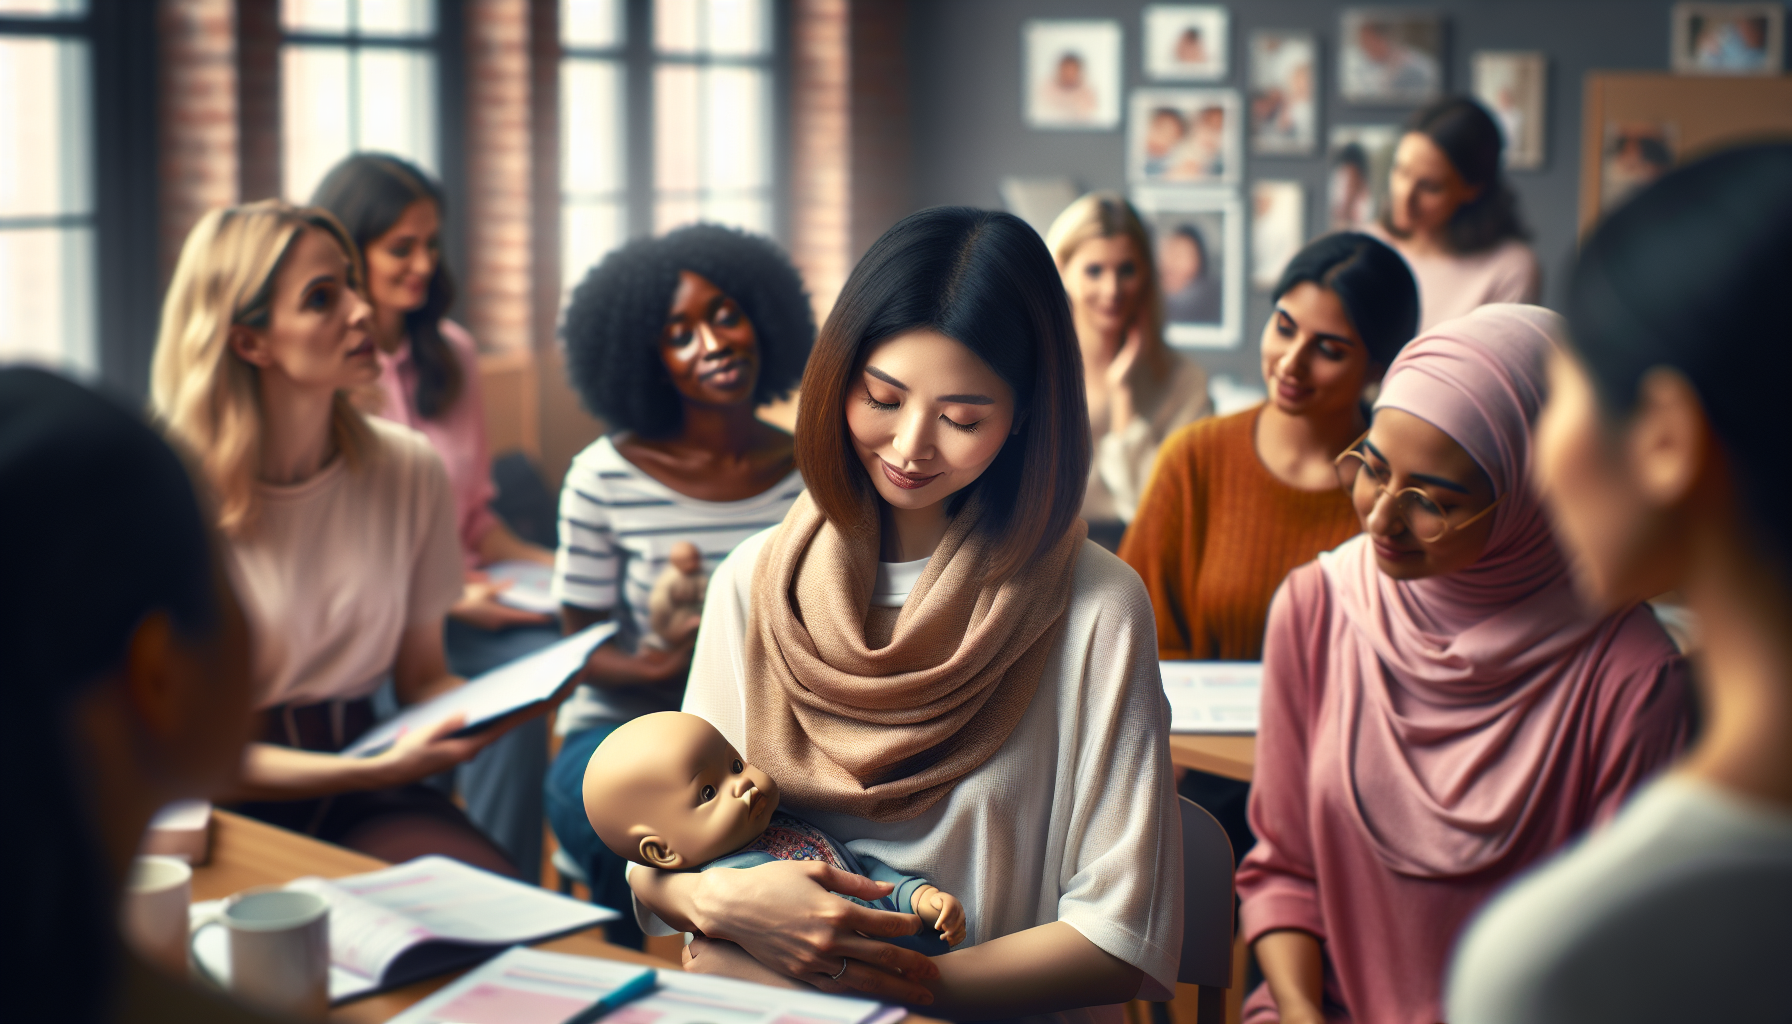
[{"xmin": 1333, "ymin": 432, "xmax": 1502, "ymax": 543}]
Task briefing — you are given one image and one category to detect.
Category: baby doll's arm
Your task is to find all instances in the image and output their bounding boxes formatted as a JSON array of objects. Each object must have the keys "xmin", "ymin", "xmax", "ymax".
[{"xmin": 909, "ymin": 884, "xmax": 966, "ymax": 947}]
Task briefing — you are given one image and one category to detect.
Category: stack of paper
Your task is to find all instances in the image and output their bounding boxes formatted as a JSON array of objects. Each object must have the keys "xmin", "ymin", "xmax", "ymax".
[
  {"xmin": 386, "ymin": 946, "xmax": 907, "ymax": 1024},
  {"xmin": 191, "ymin": 856, "xmax": 619, "ymax": 1003},
  {"xmin": 1160, "ymin": 661, "xmax": 1263, "ymax": 734},
  {"xmin": 487, "ymin": 559, "xmax": 559, "ymax": 615}
]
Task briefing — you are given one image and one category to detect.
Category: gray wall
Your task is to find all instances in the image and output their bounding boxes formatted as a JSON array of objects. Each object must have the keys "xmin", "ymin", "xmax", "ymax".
[{"xmin": 904, "ymin": 0, "xmax": 1744, "ymax": 384}]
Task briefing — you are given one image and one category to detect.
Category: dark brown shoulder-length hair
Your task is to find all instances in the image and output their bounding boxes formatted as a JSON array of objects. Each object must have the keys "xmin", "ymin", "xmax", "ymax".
[{"xmin": 796, "ymin": 206, "xmax": 1091, "ymax": 582}]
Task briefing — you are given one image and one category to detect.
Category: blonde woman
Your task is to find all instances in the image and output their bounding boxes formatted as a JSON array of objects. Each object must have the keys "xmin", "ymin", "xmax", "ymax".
[
  {"xmin": 151, "ymin": 200, "xmax": 520, "ymax": 872},
  {"xmin": 1046, "ymin": 193, "xmax": 1211, "ymax": 548}
]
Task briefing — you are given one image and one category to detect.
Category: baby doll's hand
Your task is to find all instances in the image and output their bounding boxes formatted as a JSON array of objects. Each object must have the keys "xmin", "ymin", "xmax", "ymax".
[{"xmin": 913, "ymin": 885, "xmax": 966, "ymax": 947}]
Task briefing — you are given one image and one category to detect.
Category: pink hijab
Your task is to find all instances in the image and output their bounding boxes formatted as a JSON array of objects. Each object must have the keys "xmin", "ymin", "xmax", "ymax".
[{"xmin": 1317, "ymin": 304, "xmax": 1645, "ymax": 878}]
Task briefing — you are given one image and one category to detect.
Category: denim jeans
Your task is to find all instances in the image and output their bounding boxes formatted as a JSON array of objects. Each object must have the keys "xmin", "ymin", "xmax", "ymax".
[{"xmin": 544, "ymin": 720, "xmax": 644, "ymax": 948}]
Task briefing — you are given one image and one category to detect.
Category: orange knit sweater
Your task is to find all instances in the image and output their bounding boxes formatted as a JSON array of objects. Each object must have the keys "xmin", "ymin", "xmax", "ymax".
[{"xmin": 1120, "ymin": 405, "xmax": 1362, "ymax": 661}]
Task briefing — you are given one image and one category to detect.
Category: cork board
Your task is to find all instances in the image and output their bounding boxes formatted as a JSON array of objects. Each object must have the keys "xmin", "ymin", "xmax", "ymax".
[{"xmin": 1579, "ymin": 72, "xmax": 1792, "ymax": 236}]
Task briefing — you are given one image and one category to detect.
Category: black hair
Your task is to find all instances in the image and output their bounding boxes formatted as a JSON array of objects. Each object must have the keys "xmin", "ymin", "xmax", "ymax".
[
  {"xmin": 311, "ymin": 153, "xmax": 463, "ymax": 419},
  {"xmin": 1172, "ymin": 224, "xmax": 1210, "ymax": 280},
  {"xmin": 1271, "ymin": 231, "xmax": 1419, "ymax": 367},
  {"xmin": 796, "ymin": 207, "xmax": 1090, "ymax": 582},
  {"xmin": 1335, "ymin": 141, "xmax": 1369, "ymax": 175},
  {"xmin": 561, "ymin": 223, "xmax": 814, "ymax": 438},
  {"xmin": 1394, "ymin": 96, "xmax": 1530, "ymax": 254},
  {"xmin": 1568, "ymin": 141, "xmax": 1792, "ymax": 573},
  {"xmin": 0, "ymin": 368, "xmax": 218, "ymax": 1022}
]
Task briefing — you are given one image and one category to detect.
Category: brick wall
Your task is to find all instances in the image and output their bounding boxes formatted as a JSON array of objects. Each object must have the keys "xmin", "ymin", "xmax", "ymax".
[
  {"xmin": 789, "ymin": 0, "xmax": 851, "ymax": 322},
  {"xmin": 158, "ymin": 0, "xmax": 238, "ymax": 278},
  {"xmin": 465, "ymin": 0, "xmax": 535, "ymax": 357},
  {"xmin": 236, "ymin": 0, "xmax": 280, "ymax": 202}
]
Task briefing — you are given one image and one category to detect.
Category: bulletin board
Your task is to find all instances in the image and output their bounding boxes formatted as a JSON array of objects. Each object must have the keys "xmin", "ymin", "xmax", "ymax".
[{"xmin": 1579, "ymin": 72, "xmax": 1792, "ymax": 236}]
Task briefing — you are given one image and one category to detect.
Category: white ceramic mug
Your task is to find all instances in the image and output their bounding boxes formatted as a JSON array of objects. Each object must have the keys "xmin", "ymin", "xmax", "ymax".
[
  {"xmin": 122, "ymin": 855, "xmax": 192, "ymax": 975},
  {"xmin": 191, "ymin": 889, "xmax": 330, "ymax": 1018}
]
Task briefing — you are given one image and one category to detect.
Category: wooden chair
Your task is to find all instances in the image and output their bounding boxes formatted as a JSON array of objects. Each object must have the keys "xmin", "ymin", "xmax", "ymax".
[{"xmin": 1178, "ymin": 794, "xmax": 1237, "ymax": 1022}]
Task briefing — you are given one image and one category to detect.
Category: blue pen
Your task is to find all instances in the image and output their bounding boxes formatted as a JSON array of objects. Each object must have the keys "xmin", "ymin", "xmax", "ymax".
[{"xmin": 562, "ymin": 967, "xmax": 660, "ymax": 1024}]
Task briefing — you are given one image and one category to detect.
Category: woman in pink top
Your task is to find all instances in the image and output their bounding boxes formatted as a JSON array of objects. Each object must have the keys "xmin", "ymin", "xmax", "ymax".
[
  {"xmin": 313, "ymin": 154, "xmax": 558, "ymax": 881},
  {"xmin": 1372, "ymin": 98, "xmax": 1540, "ymax": 331},
  {"xmin": 1237, "ymin": 305, "xmax": 1691, "ymax": 1024}
]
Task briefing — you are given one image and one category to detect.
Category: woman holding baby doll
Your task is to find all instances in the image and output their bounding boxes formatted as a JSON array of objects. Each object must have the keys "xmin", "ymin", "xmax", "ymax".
[
  {"xmin": 543, "ymin": 224, "xmax": 813, "ymax": 945},
  {"xmin": 627, "ymin": 207, "xmax": 1182, "ymax": 1023}
]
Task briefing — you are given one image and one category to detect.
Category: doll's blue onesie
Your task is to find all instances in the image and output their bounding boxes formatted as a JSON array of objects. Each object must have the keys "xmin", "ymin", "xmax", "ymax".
[{"xmin": 703, "ymin": 812, "xmax": 951, "ymax": 955}]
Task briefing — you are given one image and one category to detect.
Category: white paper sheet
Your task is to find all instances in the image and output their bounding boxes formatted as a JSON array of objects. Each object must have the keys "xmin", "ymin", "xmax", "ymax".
[
  {"xmin": 343, "ymin": 621, "xmax": 616, "ymax": 757},
  {"xmin": 385, "ymin": 946, "xmax": 904, "ymax": 1024},
  {"xmin": 487, "ymin": 559, "xmax": 560, "ymax": 615},
  {"xmin": 1160, "ymin": 660, "xmax": 1262, "ymax": 734}
]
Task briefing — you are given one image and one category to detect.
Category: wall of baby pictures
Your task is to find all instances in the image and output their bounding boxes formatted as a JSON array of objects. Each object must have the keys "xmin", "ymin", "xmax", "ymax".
[{"xmin": 908, "ymin": 0, "xmax": 1787, "ymax": 392}]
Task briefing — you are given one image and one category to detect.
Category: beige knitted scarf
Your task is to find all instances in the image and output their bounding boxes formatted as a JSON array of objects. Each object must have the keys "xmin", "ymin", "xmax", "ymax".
[{"xmin": 744, "ymin": 490, "xmax": 1085, "ymax": 822}]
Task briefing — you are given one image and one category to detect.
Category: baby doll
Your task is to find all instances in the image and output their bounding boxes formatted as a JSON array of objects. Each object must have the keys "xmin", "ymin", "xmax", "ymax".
[
  {"xmin": 582, "ymin": 711, "xmax": 965, "ymax": 955},
  {"xmin": 642, "ymin": 541, "xmax": 707, "ymax": 651}
]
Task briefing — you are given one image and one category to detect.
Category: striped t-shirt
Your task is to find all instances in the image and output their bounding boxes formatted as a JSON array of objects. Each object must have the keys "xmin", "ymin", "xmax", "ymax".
[{"xmin": 551, "ymin": 434, "xmax": 803, "ymax": 729}]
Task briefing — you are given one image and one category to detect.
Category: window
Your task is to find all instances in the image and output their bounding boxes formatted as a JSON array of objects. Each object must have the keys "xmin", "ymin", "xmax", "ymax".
[
  {"xmin": 0, "ymin": 0, "xmax": 95, "ymax": 375},
  {"xmin": 558, "ymin": 0, "xmax": 779, "ymax": 295},
  {"xmin": 280, "ymin": 0, "xmax": 439, "ymax": 203}
]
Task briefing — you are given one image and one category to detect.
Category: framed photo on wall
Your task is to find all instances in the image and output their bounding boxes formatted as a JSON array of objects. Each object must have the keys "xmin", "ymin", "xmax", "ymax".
[
  {"xmin": 1143, "ymin": 5, "xmax": 1229, "ymax": 81},
  {"xmin": 1472, "ymin": 51, "xmax": 1547, "ymax": 170},
  {"xmin": 1134, "ymin": 188, "xmax": 1245, "ymax": 349},
  {"xmin": 1670, "ymin": 3, "xmax": 1784, "ymax": 75},
  {"xmin": 1328, "ymin": 124, "xmax": 1401, "ymax": 231},
  {"xmin": 1249, "ymin": 31, "xmax": 1318, "ymax": 155},
  {"xmin": 1601, "ymin": 120, "xmax": 1678, "ymax": 213},
  {"xmin": 1128, "ymin": 88, "xmax": 1242, "ymax": 185},
  {"xmin": 1024, "ymin": 19, "xmax": 1123, "ymax": 130},
  {"xmin": 1251, "ymin": 181, "xmax": 1305, "ymax": 290},
  {"xmin": 1339, "ymin": 8, "xmax": 1444, "ymax": 104}
]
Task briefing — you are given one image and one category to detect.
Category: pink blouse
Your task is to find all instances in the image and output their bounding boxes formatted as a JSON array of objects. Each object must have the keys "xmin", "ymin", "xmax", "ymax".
[
  {"xmin": 1236, "ymin": 562, "xmax": 1689, "ymax": 1024},
  {"xmin": 372, "ymin": 319, "xmax": 497, "ymax": 572},
  {"xmin": 1368, "ymin": 225, "xmax": 1540, "ymax": 332}
]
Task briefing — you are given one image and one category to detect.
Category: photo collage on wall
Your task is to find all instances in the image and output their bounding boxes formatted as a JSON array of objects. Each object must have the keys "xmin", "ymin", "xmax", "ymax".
[{"xmin": 1017, "ymin": 6, "xmax": 1507, "ymax": 351}]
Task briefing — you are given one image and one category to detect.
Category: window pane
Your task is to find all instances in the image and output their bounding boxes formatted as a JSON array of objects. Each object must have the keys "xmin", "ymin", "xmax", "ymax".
[
  {"xmin": 654, "ymin": 63, "xmax": 770, "ymax": 234},
  {"xmin": 0, "ymin": 0, "xmax": 86, "ymax": 15},
  {"xmin": 701, "ymin": 65, "xmax": 768, "ymax": 191},
  {"xmin": 562, "ymin": 200, "xmax": 625, "ymax": 296},
  {"xmin": 356, "ymin": 48, "xmax": 437, "ymax": 169},
  {"xmin": 282, "ymin": 44, "xmax": 351, "ymax": 200},
  {"xmin": 653, "ymin": 63, "xmax": 699, "ymax": 194},
  {"xmin": 656, "ymin": 0, "xmax": 768, "ymax": 56},
  {"xmin": 282, "ymin": 0, "xmax": 349, "ymax": 33},
  {"xmin": 0, "ymin": 226, "xmax": 96, "ymax": 375},
  {"xmin": 562, "ymin": 58, "xmax": 624, "ymax": 196},
  {"xmin": 357, "ymin": 0, "xmax": 432, "ymax": 36},
  {"xmin": 0, "ymin": 36, "xmax": 92, "ymax": 217},
  {"xmin": 282, "ymin": 44, "xmax": 437, "ymax": 202},
  {"xmin": 562, "ymin": 0, "xmax": 620, "ymax": 49}
]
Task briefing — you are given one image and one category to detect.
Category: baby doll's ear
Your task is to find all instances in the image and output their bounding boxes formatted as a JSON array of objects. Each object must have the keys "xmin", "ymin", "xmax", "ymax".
[{"xmin": 638, "ymin": 836, "xmax": 684, "ymax": 870}]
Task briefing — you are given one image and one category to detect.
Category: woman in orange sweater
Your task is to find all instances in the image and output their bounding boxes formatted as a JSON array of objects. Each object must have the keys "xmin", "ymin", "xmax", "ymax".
[{"xmin": 1120, "ymin": 232, "xmax": 1417, "ymax": 855}]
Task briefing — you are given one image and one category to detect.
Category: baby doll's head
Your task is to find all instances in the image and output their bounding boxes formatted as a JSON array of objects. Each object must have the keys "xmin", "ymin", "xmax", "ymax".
[
  {"xmin": 667, "ymin": 540, "xmax": 702, "ymax": 576},
  {"xmin": 583, "ymin": 711, "xmax": 780, "ymax": 869}
]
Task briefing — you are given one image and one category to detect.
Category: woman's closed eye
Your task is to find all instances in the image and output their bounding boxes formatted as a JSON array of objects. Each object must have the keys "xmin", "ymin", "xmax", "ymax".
[
  {"xmin": 863, "ymin": 384, "xmax": 898, "ymax": 412},
  {"xmin": 941, "ymin": 414, "xmax": 980, "ymax": 434}
]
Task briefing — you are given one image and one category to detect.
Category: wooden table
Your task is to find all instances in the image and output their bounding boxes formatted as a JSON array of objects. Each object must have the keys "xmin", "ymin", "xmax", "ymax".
[
  {"xmin": 193, "ymin": 810, "xmax": 674, "ymax": 1023},
  {"xmin": 1167, "ymin": 734, "xmax": 1255, "ymax": 781}
]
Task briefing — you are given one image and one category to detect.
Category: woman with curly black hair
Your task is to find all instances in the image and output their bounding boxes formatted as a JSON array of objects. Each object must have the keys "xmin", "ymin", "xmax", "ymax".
[{"xmin": 544, "ymin": 223, "xmax": 812, "ymax": 944}]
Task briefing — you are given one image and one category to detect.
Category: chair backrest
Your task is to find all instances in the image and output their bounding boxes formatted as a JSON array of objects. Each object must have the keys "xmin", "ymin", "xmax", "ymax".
[{"xmin": 1178, "ymin": 795, "xmax": 1235, "ymax": 987}]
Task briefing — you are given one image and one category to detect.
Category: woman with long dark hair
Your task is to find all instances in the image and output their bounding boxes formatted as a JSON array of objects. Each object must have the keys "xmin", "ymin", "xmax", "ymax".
[
  {"xmin": 624, "ymin": 208, "xmax": 1181, "ymax": 1022},
  {"xmin": 1373, "ymin": 97, "xmax": 1539, "ymax": 330},
  {"xmin": 2, "ymin": 368, "xmax": 273, "ymax": 1023},
  {"xmin": 1448, "ymin": 143, "xmax": 1792, "ymax": 1024},
  {"xmin": 312, "ymin": 153, "xmax": 558, "ymax": 879}
]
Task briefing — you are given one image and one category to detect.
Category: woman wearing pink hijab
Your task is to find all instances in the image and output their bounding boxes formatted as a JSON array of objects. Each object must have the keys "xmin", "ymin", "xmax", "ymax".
[{"xmin": 1237, "ymin": 304, "xmax": 1692, "ymax": 1024}]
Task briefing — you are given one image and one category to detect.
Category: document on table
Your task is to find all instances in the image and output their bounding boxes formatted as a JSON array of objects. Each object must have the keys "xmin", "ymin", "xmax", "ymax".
[
  {"xmin": 343, "ymin": 621, "xmax": 616, "ymax": 757},
  {"xmin": 1161, "ymin": 660, "xmax": 1262, "ymax": 733},
  {"xmin": 385, "ymin": 946, "xmax": 908, "ymax": 1024},
  {"xmin": 190, "ymin": 856, "xmax": 619, "ymax": 1003}
]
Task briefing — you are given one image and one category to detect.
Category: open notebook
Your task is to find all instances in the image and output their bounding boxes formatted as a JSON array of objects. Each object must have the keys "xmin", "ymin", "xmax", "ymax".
[
  {"xmin": 191, "ymin": 856, "xmax": 619, "ymax": 1003},
  {"xmin": 343, "ymin": 621, "xmax": 617, "ymax": 757},
  {"xmin": 1161, "ymin": 660, "xmax": 1262, "ymax": 733},
  {"xmin": 386, "ymin": 946, "xmax": 908, "ymax": 1024}
]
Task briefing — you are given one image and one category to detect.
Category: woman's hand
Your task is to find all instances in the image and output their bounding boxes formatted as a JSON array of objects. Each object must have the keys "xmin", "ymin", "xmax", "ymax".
[
  {"xmin": 1104, "ymin": 326, "xmax": 1145, "ymax": 433},
  {"xmin": 578, "ymin": 639, "xmax": 693, "ymax": 687},
  {"xmin": 370, "ymin": 712, "xmax": 506, "ymax": 787},
  {"xmin": 1255, "ymin": 929, "xmax": 1327, "ymax": 1024},
  {"xmin": 451, "ymin": 574, "xmax": 556, "ymax": 631},
  {"xmin": 634, "ymin": 860, "xmax": 939, "ymax": 1004}
]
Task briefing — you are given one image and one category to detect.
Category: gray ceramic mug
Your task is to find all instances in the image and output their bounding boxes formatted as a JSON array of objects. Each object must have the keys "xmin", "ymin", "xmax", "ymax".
[{"xmin": 191, "ymin": 888, "xmax": 330, "ymax": 1018}]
